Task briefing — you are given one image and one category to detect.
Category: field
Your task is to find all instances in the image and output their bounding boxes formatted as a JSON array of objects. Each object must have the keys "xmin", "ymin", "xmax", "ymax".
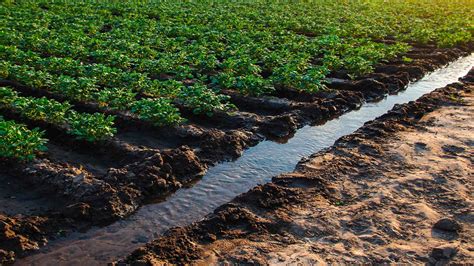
[
  {"xmin": 122, "ymin": 70, "xmax": 474, "ymax": 265},
  {"xmin": 0, "ymin": 0, "xmax": 473, "ymax": 264}
]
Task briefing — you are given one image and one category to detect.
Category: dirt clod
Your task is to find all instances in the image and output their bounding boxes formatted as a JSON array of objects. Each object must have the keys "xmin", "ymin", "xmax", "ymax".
[
  {"xmin": 431, "ymin": 244, "xmax": 459, "ymax": 260},
  {"xmin": 433, "ymin": 218, "xmax": 462, "ymax": 233}
]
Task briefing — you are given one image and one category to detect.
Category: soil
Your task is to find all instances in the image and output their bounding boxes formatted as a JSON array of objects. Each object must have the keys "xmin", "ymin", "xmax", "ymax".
[
  {"xmin": 0, "ymin": 44, "xmax": 472, "ymax": 263},
  {"xmin": 0, "ymin": 173, "xmax": 65, "ymax": 216},
  {"xmin": 120, "ymin": 68, "xmax": 474, "ymax": 265}
]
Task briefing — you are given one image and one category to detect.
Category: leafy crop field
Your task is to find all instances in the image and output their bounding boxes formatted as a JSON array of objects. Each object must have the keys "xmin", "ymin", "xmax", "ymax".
[
  {"xmin": 0, "ymin": 1, "xmax": 474, "ymax": 160},
  {"xmin": 1, "ymin": 0, "xmax": 472, "ymax": 160},
  {"xmin": 0, "ymin": 1, "xmax": 473, "ymax": 263}
]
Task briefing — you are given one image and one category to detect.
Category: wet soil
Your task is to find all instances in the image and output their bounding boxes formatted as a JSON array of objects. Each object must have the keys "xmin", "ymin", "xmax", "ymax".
[
  {"xmin": 121, "ymin": 69, "xmax": 474, "ymax": 265},
  {"xmin": 0, "ymin": 44, "xmax": 473, "ymax": 263},
  {"xmin": 45, "ymin": 143, "xmax": 120, "ymax": 177},
  {"xmin": 0, "ymin": 173, "xmax": 65, "ymax": 216}
]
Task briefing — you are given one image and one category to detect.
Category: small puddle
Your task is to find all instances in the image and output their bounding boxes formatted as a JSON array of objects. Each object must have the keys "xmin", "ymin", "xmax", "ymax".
[{"xmin": 18, "ymin": 54, "xmax": 474, "ymax": 265}]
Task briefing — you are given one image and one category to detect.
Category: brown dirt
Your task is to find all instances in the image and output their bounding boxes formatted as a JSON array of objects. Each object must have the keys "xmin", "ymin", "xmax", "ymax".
[
  {"xmin": 121, "ymin": 69, "xmax": 474, "ymax": 265},
  {"xmin": 0, "ymin": 44, "xmax": 472, "ymax": 263},
  {"xmin": 0, "ymin": 173, "xmax": 66, "ymax": 216}
]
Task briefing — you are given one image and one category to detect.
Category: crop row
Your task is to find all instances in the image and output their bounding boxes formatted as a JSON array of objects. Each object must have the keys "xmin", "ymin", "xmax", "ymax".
[
  {"xmin": 2, "ymin": 1, "xmax": 469, "ymax": 100},
  {"xmin": 1, "ymin": 87, "xmax": 116, "ymax": 142},
  {"xmin": 1, "ymin": 61, "xmax": 198, "ymax": 126},
  {"xmin": 0, "ymin": 45, "xmax": 232, "ymax": 116},
  {"xmin": 3, "ymin": 1, "xmax": 470, "ymax": 71},
  {"xmin": 0, "ymin": 2, "xmax": 415, "ymax": 95},
  {"xmin": 0, "ymin": 116, "xmax": 47, "ymax": 160},
  {"xmin": 0, "ymin": 0, "xmax": 472, "ymax": 161}
]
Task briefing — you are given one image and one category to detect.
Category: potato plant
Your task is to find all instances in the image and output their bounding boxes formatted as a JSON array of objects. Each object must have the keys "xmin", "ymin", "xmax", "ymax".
[
  {"xmin": 0, "ymin": 87, "xmax": 117, "ymax": 142},
  {"xmin": 0, "ymin": 117, "xmax": 47, "ymax": 160},
  {"xmin": 131, "ymin": 98, "xmax": 184, "ymax": 126},
  {"xmin": 66, "ymin": 112, "xmax": 117, "ymax": 142}
]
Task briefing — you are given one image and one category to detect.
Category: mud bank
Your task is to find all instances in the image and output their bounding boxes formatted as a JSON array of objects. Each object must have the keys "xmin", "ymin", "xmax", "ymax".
[
  {"xmin": 0, "ymin": 45, "xmax": 472, "ymax": 263},
  {"xmin": 121, "ymin": 69, "xmax": 474, "ymax": 265}
]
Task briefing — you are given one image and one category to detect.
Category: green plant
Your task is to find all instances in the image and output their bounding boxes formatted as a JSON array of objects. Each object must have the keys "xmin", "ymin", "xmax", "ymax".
[
  {"xmin": 179, "ymin": 84, "xmax": 233, "ymax": 116},
  {"xmin": 0, "ymin": 0, "xmax": 472, "ymax": 134},
  {"xmin": 131, "ymin": 98, "xmax": 183, "ymax": 126},
  {"xmin": 13, "ymin": 97, "xmax": 72, "ymax": 124},
  {"xmin": 234, "ymin": 75, "xmax": 274, "ymax": 96},
  {"xmin": 0, "ymin": 87, "xmax": 117, "ymax": 142},
  {"xmin": 95, "ymin": 87, "xmax": 136, "ymax": 110},
  {"xmin": 0, "ymin": 86, "xmax": 18, "ymax": 104},
  {"xmin": 402, "ymin": 56, "xmax": 413, "ymax": 63},
  {"xmin": 0, "ymin": 117, "xmax": 47, "ymax": 160},
  {"xmin": 66, "ymin": 112, "xmax": 117, "ymax": 142}
]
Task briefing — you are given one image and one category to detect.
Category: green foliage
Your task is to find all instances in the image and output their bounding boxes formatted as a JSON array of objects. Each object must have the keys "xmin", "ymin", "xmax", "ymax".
[
  {"xmin": 0, "ymin": 61, "xmax": 9, "ymax": 79},
  {"xmin": 142, "ymin": 80, "xmax": 183, "ymax": 98},
  {"xmin": 0, "ymin": 86, "xmax": 18, "ymax": 104},
  {"xmin": 131, "ymin": 98, "xmax": 183, "ymax": 126},
  {"xmin": 56, "ymin": 76, "xmax": 98, "ymax": 102},
  {"xmin": 234, "ymin": 75, "xmax": 275, "ymax": 96},
  {"xmin": 179, "ymin": 84, "xmax": 234, "ymax": 116},
  {"xmin": 0, "ymin": 87, "xmax": 116, "ymax": 142},
  {"xmin": 272, "ymin": 64, "xmax": 329, "ymax": 92},
  {"xmin": 0, "ymin": 0, "xmax": 471, "ymax": 160},
  {"xmin": 95, "ymin": 87, "xmax": 136, "ymax": 109},
  {"xmin": 299, "ymin": 66, "xmax": 330, "ymax": 92},
  {"xmin": 0, "ymin": 117, "xmax": 47, "ymax": 160},
  {"xmin": 0, "ymin": 87, "xmax": 71, "ymax": 124},
  {"xmin": 2, "ymin": 0, "xmax": 470, "ymax": 100},
  {"xmin": 13, "ymin": 97, "xmax": 72, "ymax": 125},
  {"xmin": 66, "ymin": 112, "xmax": 117, "ymax": 142}
]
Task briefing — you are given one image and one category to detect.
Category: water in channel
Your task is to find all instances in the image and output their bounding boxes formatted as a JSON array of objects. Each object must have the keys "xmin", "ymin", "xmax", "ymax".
[{"xmin": 19, "ymin": 54, "xmax": 474, "ymax": 265}]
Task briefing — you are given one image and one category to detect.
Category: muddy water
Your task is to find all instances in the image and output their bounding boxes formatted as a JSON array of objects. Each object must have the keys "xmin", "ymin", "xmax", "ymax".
[{"xmin": 18, "ymin": 54, "xmax": 474, "ymax": 266}]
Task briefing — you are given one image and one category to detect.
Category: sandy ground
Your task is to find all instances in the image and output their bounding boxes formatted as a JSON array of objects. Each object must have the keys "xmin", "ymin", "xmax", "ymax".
[
  {"xmin": 262, "ymin": 89, "xmax": 474, "ymax": 264},
  {"xmin": 123, "ymin": 71, "xmax": 474, "ymax": 265}
]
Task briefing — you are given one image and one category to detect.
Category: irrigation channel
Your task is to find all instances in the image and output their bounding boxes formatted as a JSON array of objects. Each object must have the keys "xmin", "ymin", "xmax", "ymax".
[{"xmin": 18, "ymin": 54, "xmax": 474, "ymax": 265}]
